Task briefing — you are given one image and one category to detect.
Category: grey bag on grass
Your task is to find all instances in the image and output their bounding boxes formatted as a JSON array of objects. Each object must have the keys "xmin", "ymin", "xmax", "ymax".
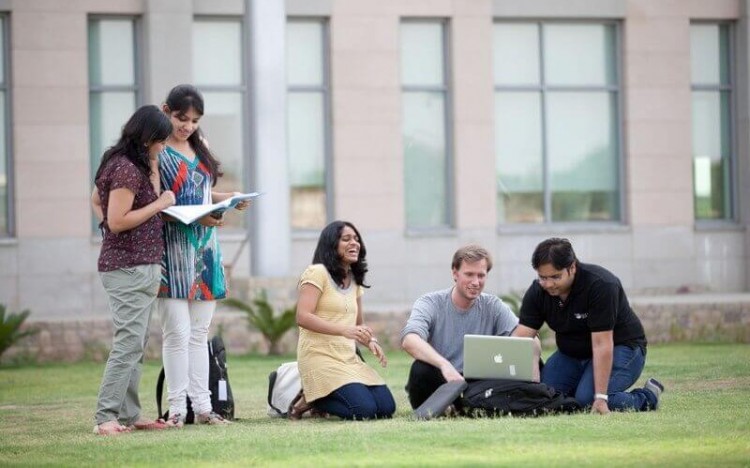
[{"xmin": 413, "ymin": 381, "xmax": 468, "ymax": 420}]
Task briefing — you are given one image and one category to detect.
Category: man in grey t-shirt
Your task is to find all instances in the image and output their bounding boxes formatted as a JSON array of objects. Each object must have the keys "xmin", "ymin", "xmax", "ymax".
[{"xmin": 400, "ymin": 244, "xmax": 537, "ymax": 409}]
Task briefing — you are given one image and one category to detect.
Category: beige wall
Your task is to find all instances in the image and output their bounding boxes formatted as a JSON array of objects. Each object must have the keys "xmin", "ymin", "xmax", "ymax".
[{"xmin": 0, "ymin": 0, "xmax": 747, "ymax": 321}]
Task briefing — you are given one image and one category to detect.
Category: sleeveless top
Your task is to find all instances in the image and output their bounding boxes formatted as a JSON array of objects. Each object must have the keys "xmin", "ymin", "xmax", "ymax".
[{"xmin": 158, "ymin": 146, "xmax": 226, "ymax": 300}]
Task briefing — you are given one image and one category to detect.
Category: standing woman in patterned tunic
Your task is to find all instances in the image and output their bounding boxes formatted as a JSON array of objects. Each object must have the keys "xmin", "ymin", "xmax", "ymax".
[
  {"xmin": 291, "ymin": 220, "xmax": 396, "ymax": 420},
  {"xmin": 158, "ymin": 84, "xmax": 249, "ymax": 427},
  {"xmin": 91, "ymin": 105, "xmax": 176, "ymax": 435}
]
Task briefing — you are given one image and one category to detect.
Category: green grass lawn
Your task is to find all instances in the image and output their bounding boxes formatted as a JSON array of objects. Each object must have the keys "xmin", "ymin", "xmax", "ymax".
[{"xmin": 1, "ymin": 343, "xmax": 749, "ymax": 467}]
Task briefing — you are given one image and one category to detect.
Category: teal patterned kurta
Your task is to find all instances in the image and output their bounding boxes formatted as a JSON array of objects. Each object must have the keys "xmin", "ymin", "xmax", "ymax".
[{"xmin": 158, "ymin": 146, "xmax": 226, "ymax": 300}]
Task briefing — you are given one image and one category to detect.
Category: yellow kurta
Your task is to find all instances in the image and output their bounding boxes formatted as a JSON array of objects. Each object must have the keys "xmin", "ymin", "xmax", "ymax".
[{"xmin": 296, "ymin": 264, "xmax": 385, "ymax": 402}]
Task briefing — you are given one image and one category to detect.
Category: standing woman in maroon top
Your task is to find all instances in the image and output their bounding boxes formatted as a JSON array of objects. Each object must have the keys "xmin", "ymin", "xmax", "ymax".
[{"xmin": 90, "ymin": 105, "xmax": 176, "ymax": 436}]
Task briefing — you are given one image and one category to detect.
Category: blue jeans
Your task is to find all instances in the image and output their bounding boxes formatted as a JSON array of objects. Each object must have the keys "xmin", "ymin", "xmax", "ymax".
[
  {"xmin": 541, "ymin": 345, "xmax": 657, "ymax": 411},
  {"xmin": 312, "ymin": 383, "xmax": 396, "ymax": 420}
]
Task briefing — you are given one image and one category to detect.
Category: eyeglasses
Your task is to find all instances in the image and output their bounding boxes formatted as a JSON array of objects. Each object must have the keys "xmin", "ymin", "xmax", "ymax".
[{"xmin": 537, "ymin": 267, "xmax": 571, "ymax": 284}]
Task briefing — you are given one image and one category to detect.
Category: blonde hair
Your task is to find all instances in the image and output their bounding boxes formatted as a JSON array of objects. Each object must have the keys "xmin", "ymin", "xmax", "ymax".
[{"xmin": 451, "ymin": 244, "xmax": 493, "ymax": 272}]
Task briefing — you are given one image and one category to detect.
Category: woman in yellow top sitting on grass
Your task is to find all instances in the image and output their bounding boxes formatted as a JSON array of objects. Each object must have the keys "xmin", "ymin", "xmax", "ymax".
[{"xmin": 291, "ymin": 220, "xmax": 396, "ymax": 420}]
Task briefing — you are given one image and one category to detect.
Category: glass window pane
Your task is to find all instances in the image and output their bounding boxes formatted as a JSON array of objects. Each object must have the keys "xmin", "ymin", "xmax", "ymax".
[
  {"xmin": 544, "ymin": 24, "xmax": 616, "ymax": 86},
  {"xmin": 0, "ymin": 20, "xmax": 5, "ymax": 83},
  {"xmin": 288, "ymin": 92, "xmax": 326, "ymax": 229},
  {"xmin": 495, "ymin": 92, "xmax": 543, "ymax": 223},
  {"xmin": 88, "ymin": 19, "xmax": 135, "ymax": 86},
  {"xmin": 401, "ymin": 23, "xmax": 444, "ymax": 87},
  {"xmin": 691, "ymin": 24, "xmax": 731, "ymax": 86},
  {"xmin": 199, "ymin": 91, "xmax": 245, "ymax": 228},
  {"xmin": 403, "ymin": 91, "xmax": 448, "ymax": 227},
  {"xmin": 692, "ymin": 91, "xmax": 731, "ymax": 219},
  {"xmin": 89, "ymin": 92, "xmax": 136, "ymax": 180},
  {"xmin": 287, "ymin": 21, "xmax": 324, "ymax": 86},
  {"xmin": 547, "ymin": 92, "xmax": 619, "ymax": 222},
  {"xmin": 493, "ymin": 23, "xmax": 540, "ymax": 86},
  {"xmin": 199, "ymin": 91, "xmax": 244, "ymax": 182},
  {"xmin": 0, "ymin": 92, "xmax": 6, "ymax": 234},
  {"xmin": 193, "ymin": 20, "xmax": 242, "ymax": 86}
]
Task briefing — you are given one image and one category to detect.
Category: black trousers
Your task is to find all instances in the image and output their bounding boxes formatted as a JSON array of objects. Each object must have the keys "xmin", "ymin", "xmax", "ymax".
[{"xmin": 404, "ymin": 360, "xmax": 450, "ymax": 409}]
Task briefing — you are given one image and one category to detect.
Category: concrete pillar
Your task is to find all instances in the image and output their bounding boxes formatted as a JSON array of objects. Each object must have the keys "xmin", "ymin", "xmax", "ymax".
[
  {"xmin": 245, "ymin": 0, "xmax": 291, "ymax": 276},
  {"xmin": 740, "ymin": 0, "xmax": 750, "ymax": 291}
]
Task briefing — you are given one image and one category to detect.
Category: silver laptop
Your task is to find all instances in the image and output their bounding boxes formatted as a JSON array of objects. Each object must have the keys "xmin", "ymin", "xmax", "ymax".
[{"xmin": 462, "ymin": 334, "xmax": 534, "ymax": 381}]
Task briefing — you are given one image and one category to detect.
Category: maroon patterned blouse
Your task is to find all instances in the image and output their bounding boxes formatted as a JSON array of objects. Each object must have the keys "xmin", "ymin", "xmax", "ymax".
[{"xmin": 96, "ymin": 155, "xmax": 164, "ymax": 272}]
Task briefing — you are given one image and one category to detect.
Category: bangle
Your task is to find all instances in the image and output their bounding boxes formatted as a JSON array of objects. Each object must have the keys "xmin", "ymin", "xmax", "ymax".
[
  {"xmin": 369, "ymin": 337, "xmax": 378, "ymax": 345},
  {"xmin": 594, "ymin": 393, "xmax": 608, "ymax": 402}
]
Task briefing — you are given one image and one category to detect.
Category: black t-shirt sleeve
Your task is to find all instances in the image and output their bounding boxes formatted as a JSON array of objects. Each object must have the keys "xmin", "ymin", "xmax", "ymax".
[
  {"xmin": 519, "ymin": 282, "xmax": 545, "ymax": 331},
  {"xmin": 586, "ymin": 280, "xmax": 618, "ymax": 332}
]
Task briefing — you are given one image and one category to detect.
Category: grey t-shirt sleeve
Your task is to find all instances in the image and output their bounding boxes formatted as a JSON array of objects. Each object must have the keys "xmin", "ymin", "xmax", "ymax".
[{"xmin": 400, "ymin": 293, "xmax": 435, "ymax": 344}]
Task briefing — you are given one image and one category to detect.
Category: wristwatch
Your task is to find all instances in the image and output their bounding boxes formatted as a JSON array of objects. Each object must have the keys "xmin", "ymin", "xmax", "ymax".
[{"xmin": 594, "ymin": 393, "xmax": 609, "ymax": 402}]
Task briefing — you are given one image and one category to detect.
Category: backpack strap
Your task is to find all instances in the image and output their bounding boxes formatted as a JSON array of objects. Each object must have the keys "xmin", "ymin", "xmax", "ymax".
[
  {"xmin": 156, "ymin": 367, "xmax": 166, "ymax": 419},
  {"xmin": 267, "ymin": 370, "xmax": 283, "ymax": 416},
  {"xmin": 209, "ymin": 337, "xmax": 227, "ymax": 380}
]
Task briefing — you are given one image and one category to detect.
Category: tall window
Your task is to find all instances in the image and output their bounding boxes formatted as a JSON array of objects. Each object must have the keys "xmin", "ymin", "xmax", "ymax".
[
  {"xmin": 193, "ymin": 17, "xmax": 245, "ymax": 228},
  {"xmin": 88, "ymin": 17, "xmax": 139, "ymax": 229},
  {"xmin": 691, "ymin": 23, "xmax": 734, "ymax": 221},
  {"xmin": 494, "ymin": 22, "xmax": 621, "ymax": 224},
  {"xmin": 286, "ymin": 18, "xmax": 330, "ymax": 230},
  {"xmin": 401, "ymin": 21, "xmax": 452, "ymax": 229},
  {"xmin": 0, "ymin": 16, "xmax": 10, "ymax": 236}
]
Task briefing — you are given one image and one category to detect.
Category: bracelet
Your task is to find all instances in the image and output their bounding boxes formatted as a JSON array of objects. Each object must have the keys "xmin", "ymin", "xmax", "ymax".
[
  {"xmin": 594, "ymin": 393, "xmax": 609, "ymax": 402},
  {"xmin": 369, "ymin": 337, "xmax": 379, "ymax": 345}
]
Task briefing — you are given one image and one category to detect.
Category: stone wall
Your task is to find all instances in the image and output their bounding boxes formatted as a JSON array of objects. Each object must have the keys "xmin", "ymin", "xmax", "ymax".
[{"xmin": 3, "ymin": 294, "xmax": 750, "ymax": 364}]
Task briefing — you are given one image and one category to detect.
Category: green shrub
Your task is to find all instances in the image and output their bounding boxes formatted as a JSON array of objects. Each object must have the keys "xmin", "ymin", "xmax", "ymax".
[
  {"xmin": 499, "ymin": 291, "xmax": 523, "ymax": 316},
  {"xmin": 499, "ymin": 291, "xmax": 552, "ymax": 345},
  {"xmin": 223, "ymin": 290, "xmax": 296, "ymax": 355},
  {"xmin": 0, "ymin": 304, "xmax": 38, "ymax": 362}
]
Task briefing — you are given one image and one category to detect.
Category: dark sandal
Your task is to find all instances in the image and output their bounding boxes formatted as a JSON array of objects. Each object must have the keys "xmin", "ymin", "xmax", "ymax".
[
  {"xmin": 310, "ymin": 408, "xmax": 329, "ymax": 419},
  {"xmin": 288, "ymin": 390, "xmax": 312, "ymax": 420}
]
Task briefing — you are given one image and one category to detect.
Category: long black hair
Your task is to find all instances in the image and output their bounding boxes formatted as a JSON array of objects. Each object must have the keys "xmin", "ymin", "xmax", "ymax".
[
  {"xmin": 312, "ymin": 220, "xmax": 370, "ymax": 288},
  {"xmin": 164, "ymin": 84, "xmax": 223, "ymax": 185},
  {"xmin": 94, "ymin": 104, "xmax": 172, "ymax": 181}
]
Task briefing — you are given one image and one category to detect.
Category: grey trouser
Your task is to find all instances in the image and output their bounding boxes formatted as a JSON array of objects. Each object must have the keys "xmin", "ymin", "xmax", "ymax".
[{"xmin": 94, "ymin": 264, "xmax": 160, "ymax": 426}]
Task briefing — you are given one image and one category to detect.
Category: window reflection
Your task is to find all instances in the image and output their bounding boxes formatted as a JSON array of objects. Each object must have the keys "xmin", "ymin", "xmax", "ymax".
[
  {"xmin": 494, "ymin": 22, "xmax": 620, "ymax": 224},
  {"xmin": 287, "ymin": 19, "xmax": 329, "ymax": 230}
]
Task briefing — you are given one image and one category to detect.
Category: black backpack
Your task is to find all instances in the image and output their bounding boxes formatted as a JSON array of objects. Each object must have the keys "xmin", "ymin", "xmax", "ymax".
[
  {"xmin": 460, "ymin": 379, "xmax": 581, "ymax": 417},
  {"xmin": 156, "ymin": 335, "xmax": 235, "ymax": 423}
]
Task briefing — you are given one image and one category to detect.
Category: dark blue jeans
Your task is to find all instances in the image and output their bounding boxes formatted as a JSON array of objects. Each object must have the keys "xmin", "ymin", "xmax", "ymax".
[
  {"xmin": 312, "ymin": 383, "xmax": 396, "ymax": 420},
  {"xmin": 541, "ymin": 345, "xmax": 657, "ymax": 411}
]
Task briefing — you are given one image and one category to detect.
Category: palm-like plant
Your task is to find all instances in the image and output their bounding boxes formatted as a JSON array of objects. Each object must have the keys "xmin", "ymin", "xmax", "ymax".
[
  {"xmin": 499, "ymin": 290, "xmax": 551, "ymax": 343},
  {"xmin": 0, "ymin": 304, "xmax": 38, "ymax": 361},
  {"xmin": 223, "ymin": 290, "xmax": 297, "ymax": 355},
  {"xmin": 499, "ymin": 291, "xmax": 523, "ymax": 317}
]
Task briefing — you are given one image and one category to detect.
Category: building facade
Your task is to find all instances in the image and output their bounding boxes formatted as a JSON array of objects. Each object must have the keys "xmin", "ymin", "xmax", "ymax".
[{"xmin": 0, "ymin": 0, "xmax": 748, "ymax": 324}]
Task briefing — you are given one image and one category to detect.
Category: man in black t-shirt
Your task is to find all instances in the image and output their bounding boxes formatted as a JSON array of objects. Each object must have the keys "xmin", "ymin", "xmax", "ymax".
[{"xmin": 513, "ymin": 238, "xmax": 664, "ymax": 414}]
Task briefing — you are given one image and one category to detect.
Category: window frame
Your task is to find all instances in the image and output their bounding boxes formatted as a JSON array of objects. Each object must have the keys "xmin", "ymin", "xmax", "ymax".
[
  {"xmin": 400, "ymin": 18, "xmax": 455, "ymax": 232},
  {"xmin": 286, "ymin": 16, "xmax": 333, "ymax": 233},
  {"xmin": 690, "ymin": 20, "xmax": 738, "ymax": 226},
  {"xmin": 0, "ymin": 13, "xmax": 12, "ymax": 238},
  {"xmin": 493, "ymin": 19, "xmax": 625, "ymax": 228}
]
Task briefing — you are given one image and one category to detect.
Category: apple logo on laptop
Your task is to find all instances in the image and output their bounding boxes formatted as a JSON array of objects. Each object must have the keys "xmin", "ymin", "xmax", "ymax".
[{"xmin": 493, "ymin": 353, "xmax": 503, "ymax": 364}]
